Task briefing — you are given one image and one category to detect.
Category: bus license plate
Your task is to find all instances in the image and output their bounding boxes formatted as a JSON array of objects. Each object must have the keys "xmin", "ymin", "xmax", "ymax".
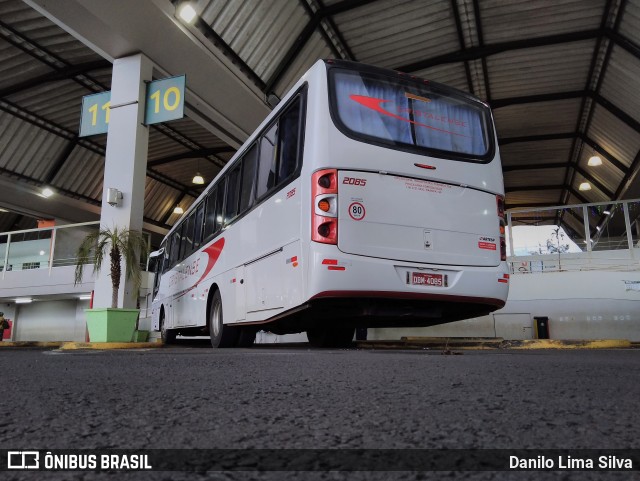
[{"xmin": 410, "ymin": 272, "xmax": 445, "ymax": 287}]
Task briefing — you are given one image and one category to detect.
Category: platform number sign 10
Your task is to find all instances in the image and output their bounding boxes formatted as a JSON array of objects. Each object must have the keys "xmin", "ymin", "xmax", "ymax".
[{"xmin": 144, "ymin": 75, "xmax": 185, "ymax": 125}]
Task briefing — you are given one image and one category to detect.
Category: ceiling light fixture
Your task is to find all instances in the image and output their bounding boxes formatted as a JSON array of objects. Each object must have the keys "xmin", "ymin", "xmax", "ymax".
[
  {"xmin": 192, "ymin": 173, "xmax": 204, "ymax": 185},
  {"xmin": 177, "ymin": 2, "xmax": 197, "ymax": 23},
  {"xmin": 603, "ymin": 210, "xmax": 611, "ymax": 215},
  {"xmin": 41, "ymin": 187, "xmax": 54, "ymax": 198},
  {"xmin": 173, "ymin": 206, "xmax": 184, "ymax": 215},
  {"xmin": 587, "ymin": 155, "xmax": 602, "ymax": 166},
  {"xmin": 15, "ymin": 298, "xmax": 33, "ymax": 304},
  {"xmin": 579, "ymin": 182, "xmax": 592, "ymax": 191}
]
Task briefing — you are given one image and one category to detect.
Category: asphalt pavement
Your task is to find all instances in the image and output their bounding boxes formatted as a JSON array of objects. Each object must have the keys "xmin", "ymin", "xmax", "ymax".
[{"xmin": 1, "ymin": 344, "xmax": 638, "ymax": 481}]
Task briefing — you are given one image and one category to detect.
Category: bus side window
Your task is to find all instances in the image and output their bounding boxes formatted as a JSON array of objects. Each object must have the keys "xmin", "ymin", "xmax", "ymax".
[
  {"xmin": 194, "ymin": 202, "xmax": 205, "ymax": 250},
  {"xmin": 162, "ymin": 237, "xmax": 172, "ymax": 273},
  {"xmin": 182, "ymin": 213, "xmax": 195, "ymax": 259},
  {"xmin": 203, "ymin": 187, "xmax": 217, "ymax": 241},
  {"xmin": 257, "ymin": 123, "xmax": 278, "ymax": 199},
  {"xmin": 239, "ymin": 144, "xmax": 258, "ymax": 213},
  {"xmin": 224, "ymin": 164, "xmax": 241, "ymax": 224},
  {"xmin": 277, "ymin": 97, "xmax": 302, "ymax": 184},
  {"xmin": 169, "ymin": 228, "xmax": 181, "ymax": 268},
  {"xmin": 214, "ymin": 178, "xmax": 226, "ymax": 232}
]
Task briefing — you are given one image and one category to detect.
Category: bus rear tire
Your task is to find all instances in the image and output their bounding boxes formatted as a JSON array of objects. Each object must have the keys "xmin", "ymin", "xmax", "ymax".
[
  {"xmin": 306, "ymin": 327, "xmax": 355, "ymax": 348},
  {"xmin": 209, "ymin": 290, "xmax": 238, "ymax": 348}
]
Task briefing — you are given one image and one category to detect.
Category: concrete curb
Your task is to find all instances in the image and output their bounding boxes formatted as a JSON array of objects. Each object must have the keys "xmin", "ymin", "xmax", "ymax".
[
  {"xmin": 356, "ymin": 338, "xmax": 632, "ymax": 350},
  {"xmin": 0, "ymin": 341, "xmax": 64, "ymax": 348},
  {"xmin": 499, "ymin": 339, "xmax": 631, "ymax": 349},
  {"xmin": 60, "ymin": 341, "xmax": 163, "ymax": 350}
]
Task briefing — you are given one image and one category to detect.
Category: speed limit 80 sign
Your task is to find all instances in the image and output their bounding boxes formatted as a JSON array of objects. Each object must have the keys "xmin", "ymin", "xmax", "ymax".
[{"xmin": 348, "ymin": 202, "xmax": 366, "ymax": 221}]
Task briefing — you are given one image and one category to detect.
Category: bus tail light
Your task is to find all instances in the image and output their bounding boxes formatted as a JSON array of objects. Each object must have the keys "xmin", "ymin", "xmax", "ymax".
[
  {"xmin": 312, "ymin": 169, "xmax": 338, "ymax": 244},
  {"xmin": 496, "ymin": 195, "xmax": 506, "ymax": 261}
]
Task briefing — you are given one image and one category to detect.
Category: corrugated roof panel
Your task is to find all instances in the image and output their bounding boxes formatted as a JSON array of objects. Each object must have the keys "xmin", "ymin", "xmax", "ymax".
[
  {"xmin": 53, "ymin": 145, "xmax": 104, "ymax": 201},
  {"xmin": 274, "ymin": 32, "xmax": 332, "ymax": 97},
  {"xmin": 619, "ymin": 0, "xmax": 640, "ymax": 47},
  {"xmin": 500, "ymin": 139, "xmax": 573, "ymax": 167},
  {"xmin": 154, "ymin": 157, "xmax": 222, "ymax": 189},
  {"xmin": 480, "ymin": 0, "xmax": 603, "ymax": 43},
  {"xmin": 587, "ymin": 105, "xmax": 640, "ymax": 168},
  {"xmin": 0, "ymin": 0, "xmax": 106, "ymax": 71},
  {"xmin": 6, "ymin": 79, "xmax": 87, "ymax": 132},
  {"xmin": 335, "ymin": 0, "xmax": 459, "ymax": 69},
  {"xmin": 506, "ymin": 189, "xmax": 563, "ymax": 205},
  {"xmin": 147, "ymin": 128, "xmax": 194, "ymax": 162},
  {"xmin": 0, "ymin": 112, "xmax": 69, "ymax": 181},
  {"xmin": 200, "ymin": 0, "xmax": 309, "ymax": 81},
  {"xmin": 412, "ymin": 62, "xmax": 469, "ymax": 92},
  {"xmin": 167, "ymin": 118, "xmax": 231, "ymax": 151},
  {"xmin": 504, "ymin": 168, "xmax": 566, "ymax": 188},
  {"xmin": 576, "ymin": 147, "xmax": 624, "ymax": 195},
  {"xmin": 0, "ymin": 40, "xmax": 55, "ymax": 92},
  {"xmin": 144, "ymin": 178, "xmax": 180, "ymax": 223},
  {"xmin": 493, "ymin": 99, "xmax": 581, "ymax": 138},
  {"xmin": 488, "ymin": 41, "xmax": 594, "ymax": 99},
  {"xmin": 599, "ymin": 45, "xmax": 640, "ymax": 124}
]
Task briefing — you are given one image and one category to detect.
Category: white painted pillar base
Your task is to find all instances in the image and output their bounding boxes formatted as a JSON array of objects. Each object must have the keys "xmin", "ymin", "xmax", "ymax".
[{"xmin": 93, "ymin": 54, "xmax": 152, "ymax": 309}]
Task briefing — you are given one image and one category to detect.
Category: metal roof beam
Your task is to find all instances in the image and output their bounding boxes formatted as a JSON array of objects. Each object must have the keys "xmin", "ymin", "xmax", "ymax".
[
  {"xmin": 396, "ymin": 29, "xmax": 601, "ymax": 73},
  {"xmin": 502, "ymin": 162, "xmax": 569, "ymax": 173},
  {"xmin": 148, "ymin": 147, "xmax": 235, "ymax": 167},
  {"xmin": 450, "ymin": 0, "xmax": 474, "ymax": 94},
  {"xmin": 499, "ymin": 132, "xmax": 575, "ymax": 145},
  {"xmin": 506, "ymin": 202, "xmax": 559, "ymax": 209},
  {"xmin": 0, "ymin": 60, "xmax": 111, "ymax": 99},
  {"xmin": 264, "ymin": 0, "xmax": 378, "ymax": 94},
  {"xmin": 505, "ymin": 184, "xmax": 567, "ymax": 193}
]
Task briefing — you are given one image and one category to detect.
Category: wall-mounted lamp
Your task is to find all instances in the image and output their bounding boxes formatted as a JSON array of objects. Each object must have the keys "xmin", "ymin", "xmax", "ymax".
[
  {"xmin": 15, "ymin": 298, "xmax": 32, "ymax": 304},
  {"xmin": 107, "ymin": 188, "xmax": 123, "ymax": 207}
]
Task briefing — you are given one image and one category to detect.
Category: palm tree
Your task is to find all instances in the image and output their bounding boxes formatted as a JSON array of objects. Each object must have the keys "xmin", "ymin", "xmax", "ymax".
[{"xmin": 74, "ymin": 226, "xmax": 148, "ymax": 308}]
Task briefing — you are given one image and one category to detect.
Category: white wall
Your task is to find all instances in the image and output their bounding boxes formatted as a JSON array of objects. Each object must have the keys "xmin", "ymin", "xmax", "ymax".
[{"xmin": 370, "ymin": 269, "xmax": 640, "ymax": 341}]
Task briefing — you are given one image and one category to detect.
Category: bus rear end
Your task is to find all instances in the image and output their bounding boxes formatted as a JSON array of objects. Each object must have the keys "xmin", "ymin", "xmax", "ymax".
[{"xmin": 303, "ymin": 60, "xmax": 508, "ymax": 344}]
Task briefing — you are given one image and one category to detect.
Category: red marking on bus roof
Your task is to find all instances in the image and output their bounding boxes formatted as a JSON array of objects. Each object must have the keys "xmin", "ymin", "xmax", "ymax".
[
  {"xmin": 327, "ymin": 266, "xmax": 346, "ymax": 271},
  {"xmin": 349, "ymin": 95, "xmax": 471, "ymax": 138},
  {"xmin": 498, "ymin": 279, "xmax": 508, "ymax": 283},
  {"xmin": 503, "ymin": 274, "xmax": 510, "ymax": 279},
  {"xmin": 414, "ymin": 163, "xmax": 436, "ymax": 170}
]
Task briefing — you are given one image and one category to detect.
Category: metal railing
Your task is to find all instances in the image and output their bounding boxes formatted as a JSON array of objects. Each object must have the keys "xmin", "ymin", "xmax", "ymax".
[
  {"xmin": 507, "ymin": 198, "xmax": 640, "ymax": 274},
  {"xmin": 0, "ymin": 221, "xmax": 152, "ymax": 279}
]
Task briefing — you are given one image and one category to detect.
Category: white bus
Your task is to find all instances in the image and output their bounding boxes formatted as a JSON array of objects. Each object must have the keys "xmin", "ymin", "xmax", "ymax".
[{"xmin": 150, "ymin": 59, "xmax": 509, "ymax": 348}]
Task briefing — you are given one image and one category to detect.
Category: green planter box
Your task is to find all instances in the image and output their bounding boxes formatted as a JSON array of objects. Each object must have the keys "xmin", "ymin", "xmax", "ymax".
[
  {"xmin": 85, "ymin": 308, "xmax": 139, "ymax": 342},
  {"xmin": 132, "ymin": 330, "xmax": 149, "ymax": 342}
]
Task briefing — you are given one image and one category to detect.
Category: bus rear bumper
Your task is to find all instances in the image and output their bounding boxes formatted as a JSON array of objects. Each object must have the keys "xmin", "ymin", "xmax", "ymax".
[{"xmin": 304, "ymin": 248, "xmax": 508, "ymax": 327}]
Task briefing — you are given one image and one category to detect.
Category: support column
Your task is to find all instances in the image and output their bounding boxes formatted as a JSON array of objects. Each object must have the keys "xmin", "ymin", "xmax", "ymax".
[{"xmin": 93, "ymin": 54, "xmax": 152, "ymax": 309}]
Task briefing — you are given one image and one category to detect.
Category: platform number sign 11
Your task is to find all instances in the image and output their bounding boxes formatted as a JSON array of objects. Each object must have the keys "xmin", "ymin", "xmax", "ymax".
[{"xmin": 79, "ymin": 91, "xmax": 111, "ymax": 137}]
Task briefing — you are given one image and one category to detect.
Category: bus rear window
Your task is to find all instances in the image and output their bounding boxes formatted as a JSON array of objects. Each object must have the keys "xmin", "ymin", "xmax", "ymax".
[{"xmin": 329, "ymin": 69, "xmax": 492, "ymax": 160}]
